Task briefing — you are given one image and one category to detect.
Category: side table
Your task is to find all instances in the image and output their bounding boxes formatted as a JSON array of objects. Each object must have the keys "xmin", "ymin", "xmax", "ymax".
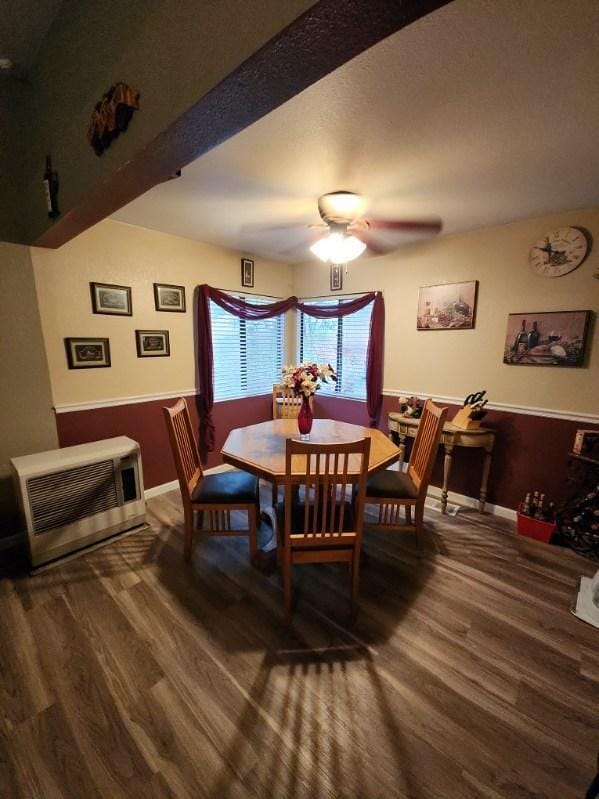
[{"xmin": 387, "ymin": 412, "xmax": 496, "ymax": 513}]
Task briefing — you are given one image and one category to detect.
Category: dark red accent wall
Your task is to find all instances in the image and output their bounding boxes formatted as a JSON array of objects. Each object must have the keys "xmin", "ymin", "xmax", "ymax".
[
  {"xmin": 56, "ymin": 392, "xmax": 598, "ymax": 509},
  {"xmin": 56, "ymin": 394, "xmax": 273, "ymax": 489}
]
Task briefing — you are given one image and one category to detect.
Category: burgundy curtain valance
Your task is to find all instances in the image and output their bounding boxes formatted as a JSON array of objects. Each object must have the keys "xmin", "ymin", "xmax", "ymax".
[{"xmin": 197, "ymin": 284, "xmax": 385, "ymax": 456}]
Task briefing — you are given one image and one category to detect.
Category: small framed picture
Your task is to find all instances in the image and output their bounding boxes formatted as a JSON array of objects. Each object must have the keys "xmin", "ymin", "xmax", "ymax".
[
  {"xmin": 330, "ymin": 264, "xmax": 343, "ymax": 291},
  {"xmin": 90, "ymin": 282, "xmax": 132, "ymax": 316},
  {"xmin": 65, "ymin": 337, "xmax": 111, "ymax": 369},
  {"xmin": 153, "ymin": 283, "xmax": 186, "ymax": 313},
  {"xmin": 241, "ymin": 258, "xmax": 254, "ymax": 288},
  {"xmin": 135, "ymin": 329, "xmax": 170, "ymax": 357}
]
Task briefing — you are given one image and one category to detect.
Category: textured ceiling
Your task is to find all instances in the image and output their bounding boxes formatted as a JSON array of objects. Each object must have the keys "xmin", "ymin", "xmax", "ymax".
[
  {"xmin": 113, "ymin": 0, "xmax": 599, "ymax": 263},
  {"xmin": 0, "ymin": 0, "xmax": 62, "ymax": 73}
]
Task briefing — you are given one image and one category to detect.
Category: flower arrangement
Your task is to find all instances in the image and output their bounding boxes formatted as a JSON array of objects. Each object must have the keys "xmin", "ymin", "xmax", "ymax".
[
  {"xmin": 281, "ymin": 362, "xmax": 337, "ymax": 397},
  {"xmin": 398, "ymin": 395, "xmax": 423, "ymax": 418}
]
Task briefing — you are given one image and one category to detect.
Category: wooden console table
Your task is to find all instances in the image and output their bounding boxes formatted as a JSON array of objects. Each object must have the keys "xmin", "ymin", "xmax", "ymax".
[{"xmin": 388, "ymin": 412, "xmax": 496, "ymax": 513}]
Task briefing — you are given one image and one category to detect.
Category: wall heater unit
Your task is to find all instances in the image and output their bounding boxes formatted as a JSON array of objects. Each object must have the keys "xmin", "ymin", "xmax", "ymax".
[{"xmin": 11, "ymin": 436, "xmax": 146, "ymax": 567}]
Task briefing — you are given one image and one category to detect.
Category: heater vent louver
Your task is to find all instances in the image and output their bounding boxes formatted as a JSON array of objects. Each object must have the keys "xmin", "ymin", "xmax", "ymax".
[{"xmin": 27, "ymin": 460, "xmax": 118, "ymax": 535}]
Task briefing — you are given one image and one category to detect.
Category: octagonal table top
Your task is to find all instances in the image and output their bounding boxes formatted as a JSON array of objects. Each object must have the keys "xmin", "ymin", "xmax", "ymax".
[{"xmin": 221, "ymin": 418, "xmax": 399, "ymax": 483}]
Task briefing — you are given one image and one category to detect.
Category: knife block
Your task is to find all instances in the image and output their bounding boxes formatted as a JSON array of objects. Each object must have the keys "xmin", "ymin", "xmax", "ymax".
[{"xmin": 452, "ymin": 405, "xmax": 481, "ymax": 430}]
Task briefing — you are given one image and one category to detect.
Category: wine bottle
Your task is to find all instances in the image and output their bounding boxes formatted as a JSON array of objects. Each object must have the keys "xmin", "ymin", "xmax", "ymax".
[
  {"xmin": 527, "ymin": 321, "xmax": 539, "ymax": 350},
  {"xmin": 522, "ymin": 492, "xmax": 531, "ymax": 515},
  {"xmin": 535, "ymin": 493, "xmax": 545, "ymax": 520},
  {"xmin": 513, "ymin": 320, "xmax": 527, "ymax": 353},
  {"xmin": 531, "ymin": 490, "xmax": 539, "ymax": 516},
  {"xmin": 43, "ymin": 155, "xmax": 59, "ymax": 218}
]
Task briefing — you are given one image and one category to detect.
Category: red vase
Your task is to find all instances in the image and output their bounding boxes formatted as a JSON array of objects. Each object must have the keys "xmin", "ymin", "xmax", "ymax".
[{"xmin": 297, "ymin": 393, "xmax": 313, "ymax": 439}]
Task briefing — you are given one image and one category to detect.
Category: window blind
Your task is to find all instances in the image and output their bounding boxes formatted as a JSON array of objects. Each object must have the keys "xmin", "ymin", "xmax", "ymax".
[
  {"xmin": 210, "ymin": 296, "xmax": 284, "ymax": 401},
  {"xmin": 298, "ymin": 298, "xmax": 373, "ymax": 400}
]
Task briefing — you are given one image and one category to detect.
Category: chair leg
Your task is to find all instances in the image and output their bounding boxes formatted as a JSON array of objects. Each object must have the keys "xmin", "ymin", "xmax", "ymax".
[
  {"xmin": 415, "ymin": 501, "xmax": 424, "ymax": 551},
  {"xmin": 183, "ymin": 508, "xmax": 194, "ymax": 562},
  {"xmin": 282, "ymin": 549, "xmax": 292, "ymax": 626},
  {"xmin": 248, "ymin": 505, "xmax": 258, "ymax": 560},
  {"xmin": 350, "ymin": 547, "xmax": 360, "ymax": 619}
]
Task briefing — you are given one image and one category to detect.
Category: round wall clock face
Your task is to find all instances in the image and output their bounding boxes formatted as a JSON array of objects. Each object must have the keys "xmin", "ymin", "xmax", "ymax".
[{"xmin": 529, "ymin": 227, "xmax": 589, "ymax": 277}]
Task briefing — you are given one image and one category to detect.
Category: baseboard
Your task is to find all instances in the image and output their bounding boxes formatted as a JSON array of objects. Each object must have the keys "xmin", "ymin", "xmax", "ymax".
[
  {"xmin": 143, "ymin": 464, "xmax": 234, "ymax": 500},
  {"xmin": 426, "ymin": 484, "xmax": 517, "ymax": 522},
  {"xmin": 385, "ymin": 461, "xmax": 516, "ymax": 521}
]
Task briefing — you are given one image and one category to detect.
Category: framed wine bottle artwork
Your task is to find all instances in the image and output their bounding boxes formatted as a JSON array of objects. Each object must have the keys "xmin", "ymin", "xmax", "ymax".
[{"xmin": 503, "ymin": 310, "xmax": 591, "ymax": 367}]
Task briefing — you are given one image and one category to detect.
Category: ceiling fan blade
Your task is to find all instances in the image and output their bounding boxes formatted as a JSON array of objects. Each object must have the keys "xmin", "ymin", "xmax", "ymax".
[
  {"xmin": 353, "ymin": 231, "xmax": 392, "ymax": 256},
  {"xmin": 243, "ymin": 222, "xmax": 314, "ymax": 236},
  {"xmin": 367, "ymin": 218, "xmax": 442, "ymax": 234}
]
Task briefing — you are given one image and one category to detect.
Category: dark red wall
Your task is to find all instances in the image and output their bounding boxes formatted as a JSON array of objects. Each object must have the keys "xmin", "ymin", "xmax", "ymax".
[
  {"xmin": 315, "ymin": 394, "xmax": 598, "ymax": 510},
  {"xmin": 56, "ymin": 392, "xmax": 597, "ymax": 509},
  {"xmin": 56, "ymin": 393, "xmax": 273, "ymax": 489}
]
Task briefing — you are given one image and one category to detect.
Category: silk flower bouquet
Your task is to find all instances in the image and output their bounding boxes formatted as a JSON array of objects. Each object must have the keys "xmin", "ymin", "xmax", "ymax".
[{"xmin": 280, "ymin": 362, "xmax": 337, "ymax": 397}]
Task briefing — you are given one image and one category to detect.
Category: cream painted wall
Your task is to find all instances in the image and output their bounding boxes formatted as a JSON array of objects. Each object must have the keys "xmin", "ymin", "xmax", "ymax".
[
  {"xmin": 292, "ymin": 207, "xmax": 599, "ymax": 415},
  {"xmin": 0, "ymin": 243, "xmax": 58, "ymax": 531},
  {"xmin": 31, "ymin": 220, "xmax": 294, "ymax": 406}
]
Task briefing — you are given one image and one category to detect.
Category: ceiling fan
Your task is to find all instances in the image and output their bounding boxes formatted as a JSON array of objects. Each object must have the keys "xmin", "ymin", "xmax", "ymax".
[{"xmin": 300, "ymin": 191, "xmax": 442, "ymax": 263}]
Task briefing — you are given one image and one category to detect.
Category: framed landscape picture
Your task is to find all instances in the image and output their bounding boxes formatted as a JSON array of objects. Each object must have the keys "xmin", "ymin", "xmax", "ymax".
[
  {"xmin": 90, "ymin": 282, "xmax": 132, "ymax": 315},
  {"xmin": 65, "ymin": 337, "xmax": 111, "ymax": 369},
  {"xmin": 503, "ymin": 310, "xmax": 591, "ymax": 366},
  {"xmin": 135, "ymin": 329, "xmax": 170, "ymax": 357},
  {"xmin": 241, "ymin": 258, "xmax": 254, "ymax": 288},
  {"xmin": 154, "ymin": 283, "xmax": 186, "ymax": 312},
  {"xmin": 417, "ymin": 280, "xmax": 478, "ymax": 330}
]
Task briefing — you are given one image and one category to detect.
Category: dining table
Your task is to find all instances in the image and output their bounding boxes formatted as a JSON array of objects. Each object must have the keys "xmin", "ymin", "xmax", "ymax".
[{"xmin": 221, "ymin": 418, "xmax": 400, "ymax": 569}]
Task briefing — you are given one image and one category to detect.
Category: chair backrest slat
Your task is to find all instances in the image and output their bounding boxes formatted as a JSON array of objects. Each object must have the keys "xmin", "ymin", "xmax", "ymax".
[
  {"xmin": 163, "ymin": 398, "xmax": 203, "ymax": 501},
  {"xmin": 407, "ymin": 399, "xmax": 448, "ymax": 494},
  {"xmin": 284, "ymin": 437, "xmax": 371, "ymax": 544}
]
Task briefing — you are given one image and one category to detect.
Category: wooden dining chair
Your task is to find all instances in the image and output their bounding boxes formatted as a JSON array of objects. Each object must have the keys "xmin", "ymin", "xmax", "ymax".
[
  {"xmin": 272, "ymin": 384, "xmax": 306, "ymax": 419},
  {"xmin": 274, "ymin": 436, "xmax": 371, "ymax": 625},
  {"xmin": 364, "ymin": 399, "xmax": 447, "ymax": 546},
  {"xmin": 163, "ymin": 398, "xmax": 259, "ymax": 563}
]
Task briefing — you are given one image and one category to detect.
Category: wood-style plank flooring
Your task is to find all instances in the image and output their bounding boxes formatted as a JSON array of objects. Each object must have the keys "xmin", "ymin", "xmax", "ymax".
[{"xmin": 1, "ymin": 485, "xmax": 598, "ymax": 799}]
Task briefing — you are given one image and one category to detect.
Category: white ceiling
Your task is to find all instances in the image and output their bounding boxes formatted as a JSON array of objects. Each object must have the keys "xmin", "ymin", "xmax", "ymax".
[{"xmin": 113, "ymin": 0, "xmax": 599, "ymax": 263}]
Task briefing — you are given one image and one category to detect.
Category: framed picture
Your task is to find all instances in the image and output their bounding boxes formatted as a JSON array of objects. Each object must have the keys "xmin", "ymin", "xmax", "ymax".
[
  {"xmin": 153, "ymin": 283, "xmax": 186, "ymax": 312},
  {"xmin": 65, "ymin": 337, "xmax": 111, "ymax": 369},
  {"xmin": 417, "ymin": 280, "xmax": 478, "ymax": 330},
  {"xmin": 241, "ymin": 258, "xmax": 254, "ymax": 288},
  {"xmin": 90, "ymin": 282, "xmax": 132, "ymax": 316},
  {"xmin": 135, "ymin": 329, "xmax": 170, "ymax": 357},
  {"xmin": 503, "ymin": 310, "xmax": 592, "ymax": 366},
  {"xmin": 330, "ymin": 264, "xmax": 343, "ymax": 291}
]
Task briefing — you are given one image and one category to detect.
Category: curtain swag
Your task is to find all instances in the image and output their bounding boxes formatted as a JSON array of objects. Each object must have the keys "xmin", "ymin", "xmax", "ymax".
[{"xmin": 196, "ymin": 284, "xmax": 385, "ymax": 456}]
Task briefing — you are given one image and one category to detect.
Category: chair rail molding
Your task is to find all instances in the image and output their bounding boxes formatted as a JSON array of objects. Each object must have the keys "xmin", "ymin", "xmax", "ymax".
[
  {"xmin": 54, "ymin": 388, "xmax": 198, "ymax": 414},
  {"xmin": 383, "ymin": 389, "xmax": 599, "ymax": 425}
]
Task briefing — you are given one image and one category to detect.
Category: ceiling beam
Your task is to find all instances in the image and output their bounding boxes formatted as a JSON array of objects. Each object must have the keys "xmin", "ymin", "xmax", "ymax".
[{"xmin": 34, "ymin": 0, "xmax": 452, "ymax": 249}]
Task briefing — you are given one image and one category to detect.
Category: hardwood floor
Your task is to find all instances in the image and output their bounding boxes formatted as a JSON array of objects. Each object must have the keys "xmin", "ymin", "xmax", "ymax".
[{"xmin": 1, "ymin": 484, "xmax": 597, "ymax": 798}]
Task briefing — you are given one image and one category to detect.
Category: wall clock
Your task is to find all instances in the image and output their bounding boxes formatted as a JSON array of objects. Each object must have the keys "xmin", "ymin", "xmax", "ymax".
[{"xmin": 529, "ymin": 227, "xmax": 590, "ymax": 277}]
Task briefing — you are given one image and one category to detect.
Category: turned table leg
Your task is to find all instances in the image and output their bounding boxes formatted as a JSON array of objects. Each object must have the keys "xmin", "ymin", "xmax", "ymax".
[
  {"xmin": 442, "ymin": 442, "xmax": 454, "ymax": 514},
  {"xmin": 479, "ymin": 448, "xmax": 493, "ymax": 513},
  {"xmin": 398, "ymin": 433, "xmax": 407, "ymax": 471}
]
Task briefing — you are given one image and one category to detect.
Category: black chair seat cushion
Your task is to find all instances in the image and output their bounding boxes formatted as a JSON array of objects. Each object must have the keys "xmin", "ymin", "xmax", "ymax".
[
  {"xmin": 366, "ymin": 469, "xmax": 418, "ymax": 500},
  {"xmin": 192, "ymin": 470, "xmax": 259, "ymax": 504},
  {"xmin": 275, "ymin": 500, "xmax": 356, "ymax": 535}
]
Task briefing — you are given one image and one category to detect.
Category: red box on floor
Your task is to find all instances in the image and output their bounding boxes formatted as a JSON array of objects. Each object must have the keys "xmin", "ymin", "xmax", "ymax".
[{"xmin": 516, "ymin": 504, "xmax": 556, "ymax": 543}]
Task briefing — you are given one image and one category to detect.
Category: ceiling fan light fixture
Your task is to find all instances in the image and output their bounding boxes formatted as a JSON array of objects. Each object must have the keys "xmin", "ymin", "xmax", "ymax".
[{"xmin": 310, "ymin": 232, "xmax": 366, "ymax": 263}]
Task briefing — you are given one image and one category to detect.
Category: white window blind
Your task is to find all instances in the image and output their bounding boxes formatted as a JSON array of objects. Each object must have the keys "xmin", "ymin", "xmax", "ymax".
[
  {"xmin": 298, "ymin": 298, "xmax": 372, "ymax": 400},
  {"xmin": 210, "ymin": 295, "xmax": 284, "ymax": 401}
]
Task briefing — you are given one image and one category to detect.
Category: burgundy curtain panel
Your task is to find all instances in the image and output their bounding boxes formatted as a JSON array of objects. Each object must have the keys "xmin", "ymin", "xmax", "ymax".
[{"xmin": 196, "ymin": 284, "xmax": 385, "ymax": 456}]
